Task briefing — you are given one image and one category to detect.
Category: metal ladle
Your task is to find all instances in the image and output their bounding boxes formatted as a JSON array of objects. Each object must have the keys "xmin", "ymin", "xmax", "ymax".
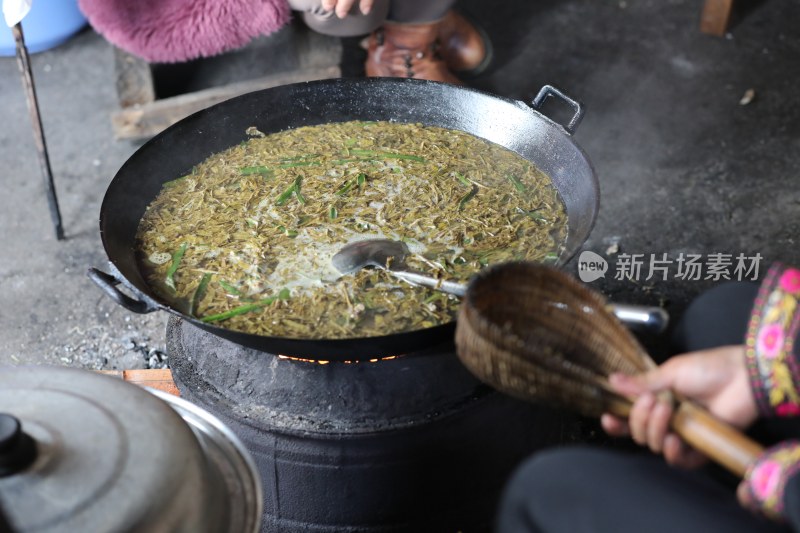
[{"xmin": 331, "ymin": 239, "xmax": 670, "ymax": 334}]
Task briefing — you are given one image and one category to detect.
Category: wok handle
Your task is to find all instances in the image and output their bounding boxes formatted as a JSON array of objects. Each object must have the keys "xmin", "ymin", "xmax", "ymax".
[
  {"xmin": 87, "ymin": 267, "xmax": 160, "ymax": 314},
  {"xmin": 531, "ymin": 85, "xmax": 585, "ymax": 135},
  {"xmin": 671, "ymin": 400, "xmax": 763, "ymax": 478},
  {"xmin": 607, "ymin": 303, "xmax": 669, "ymax": 335}
]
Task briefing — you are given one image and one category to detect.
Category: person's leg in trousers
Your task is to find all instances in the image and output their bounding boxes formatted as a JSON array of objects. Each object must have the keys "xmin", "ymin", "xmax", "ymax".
[
  {"xmin": 496, "ymin": 446, "xmax": 787, "ymax": 533},
  {"xmin": 671, "ymin": 281, "xmax": 759, "ymax": 352}
]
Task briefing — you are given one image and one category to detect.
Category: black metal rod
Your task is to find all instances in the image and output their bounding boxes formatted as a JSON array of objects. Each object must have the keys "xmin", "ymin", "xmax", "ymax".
[{"xmin": 12, "ymin": 22, "xmax": 65, "ymax": 240}]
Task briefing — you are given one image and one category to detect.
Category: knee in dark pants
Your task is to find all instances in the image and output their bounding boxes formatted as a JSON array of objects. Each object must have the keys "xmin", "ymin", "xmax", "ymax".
[
  {"xmin": 671, "ymin": 281, "xmax": 759, "ymax": 353},
  {"xmin": 496, "ymin": 447, "xmax": 600, "ymax": 533}
]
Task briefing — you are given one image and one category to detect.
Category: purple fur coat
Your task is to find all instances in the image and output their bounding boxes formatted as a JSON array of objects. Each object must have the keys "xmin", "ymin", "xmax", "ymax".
[{"xmin": 78, "ymin": 0, "xmax": 292, "ymax": 62}]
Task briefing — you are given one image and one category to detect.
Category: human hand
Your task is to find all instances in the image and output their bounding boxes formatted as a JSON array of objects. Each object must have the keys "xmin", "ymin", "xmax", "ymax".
[
  {"xmin": 320, "ymin": 0, "xmax": 374, "ymax": 18},
  {"xmin": 601, "ymin": 345, "xmax": 758, "ymax": 469}
]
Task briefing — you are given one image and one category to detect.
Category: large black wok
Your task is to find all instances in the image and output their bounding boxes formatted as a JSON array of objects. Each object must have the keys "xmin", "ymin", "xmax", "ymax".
[{"xmin": 88, "ymin": 78, "xmax": 599, "ymax": 360}]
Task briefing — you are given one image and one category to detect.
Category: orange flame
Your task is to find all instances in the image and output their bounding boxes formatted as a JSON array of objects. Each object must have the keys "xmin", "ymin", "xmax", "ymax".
[{"xmin": 277, "ymin": 354, "xmax": 400, "ymax": 365}]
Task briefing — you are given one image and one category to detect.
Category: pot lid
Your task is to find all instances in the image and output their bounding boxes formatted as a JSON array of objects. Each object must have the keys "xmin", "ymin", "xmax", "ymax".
[{"xmin": 0, "ymin": 365, "xmax": 260, "ymax": 532}]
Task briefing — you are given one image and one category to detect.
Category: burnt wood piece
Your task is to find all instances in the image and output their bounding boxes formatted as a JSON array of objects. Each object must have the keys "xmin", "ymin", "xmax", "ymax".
[
  {"xmin": 701, "ymin": 0, "xmax": 735, "ymax": 36},
  {"xmin": 99, "ymin": 369, "xmax": 180, "ymax": 396}
]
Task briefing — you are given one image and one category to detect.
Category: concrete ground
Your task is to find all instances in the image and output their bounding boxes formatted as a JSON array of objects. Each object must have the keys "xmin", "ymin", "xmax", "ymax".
[{"xmin": 1, "ymin": 0, "xmax": 798, "ymax": 369}]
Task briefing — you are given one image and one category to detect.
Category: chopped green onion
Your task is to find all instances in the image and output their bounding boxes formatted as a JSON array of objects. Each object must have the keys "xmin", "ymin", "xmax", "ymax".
[
  {"xmin": 219, "ymin": 279, "xmax": 243, "ymax": 296},
  {"xmin": 335, "ymin": 179, "xmax": 355, "ymax": 196},
  {"xmin": 458, "ymin": 186, "xmax": 478, "ymax": 211},
  {"xmin": 293, "ymin": 176, "xmax": 306, "ymax": 204},
  {"xmin": 329, "ymin": 206, "xmax": 338, "ymax": 219},
  {"xmin": 200, "ymin": 296, "xmax": 278, "ymax": 323},
  {"xmin": 162, "ymin": 175, "xmax": 188, "ymax": 188},
  {"xmin": 356, "ymin": 173, "xmax": 366, "ymax": 186},
  {"xmin": 275, "ymin": 185, "xmax": 294, "ymax": 205},
  {"xmin": 279, "ymin": 154, "xmax": 319, "ymax": 162},
  {"xmin": 164, "ymin": 243, "xmax": 188, "ymax": 291},
  {"xmin": 507, "ymin": 174, "xmax": 526, "ymax": 193},
  {"xmin": 278, "ymin": 161, "xmax": 321, "ymax": 169},
  {"xmin": 424, "ymin": 293, "xmax": 444, "ymax": 304},
  {"xmin": 276, "ymin": 176, "xmax": 303, "ymax": 206},
  {"xmin": 200, "ymin": 287, "xmax": 291, "ymax": 323},
  {"xmin": 240, "ymin": 166, "xmax": 273, "ymax": 176},
  {"xmin": 517, "ymin": 207, "xmax": 547, "ymax": 221},
  {"xmin": 277, "ymin": 225, "xmax": 298, "ymax": 238},
  {"xmin": 190, "ymin": 273, "xmax": 212, "ymax": 316},
  {"xmin": 454, "ymin": 172, "xmax": 471, "ymax": 187},
  {"xmin": 347, "ymin": 149, "xmax": 426, "ymax": 162}
]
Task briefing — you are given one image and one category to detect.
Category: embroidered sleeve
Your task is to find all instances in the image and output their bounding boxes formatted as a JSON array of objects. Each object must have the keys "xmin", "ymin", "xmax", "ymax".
[
  {"xmin": 744, "ymin": 440, "xmax": 800, "ymax": 521},
  {"xmin": 745, "ymin": 264, "xmax": 800, "ymax": 417}
]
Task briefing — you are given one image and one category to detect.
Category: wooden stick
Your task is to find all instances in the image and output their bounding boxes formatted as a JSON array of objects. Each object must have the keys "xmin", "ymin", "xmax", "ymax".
[
  {"xmin": 700, "ymin": 0, "xmax": 735, "ymax": 37},
  {"xmin": 12, "ymin": 23, "xmax": 64, "ymax": 240},
  {"xmin": 671, "ymin": 400, "xmax": 762, "ymax": 477}
]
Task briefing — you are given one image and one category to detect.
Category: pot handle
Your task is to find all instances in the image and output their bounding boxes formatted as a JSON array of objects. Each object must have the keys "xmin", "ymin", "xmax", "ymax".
[
  {"xmin": 87, "ymin": 266, "xmax": 160, "ymax": 314},
  {"xmin": 531, "ymin": 85, "xmax": 585, "ymax": 135}
]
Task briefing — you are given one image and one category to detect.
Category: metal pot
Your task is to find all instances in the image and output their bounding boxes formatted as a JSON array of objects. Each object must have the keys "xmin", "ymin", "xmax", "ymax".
[
  {"xmin": 88, "ymin": 78, "xmax": 599, "ymax": 360},
  {"xmin": 0, "ymin": 366, "xmax": 262, "ymax": 532}
]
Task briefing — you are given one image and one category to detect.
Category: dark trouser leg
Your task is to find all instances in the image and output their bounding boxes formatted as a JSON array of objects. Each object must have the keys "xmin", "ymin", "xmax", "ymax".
[
  {"xmin": 671, "ymin": 281, "xmax": 759, "ymax": 352},
  {"xmin": 387, "ymin": 0, "xmax": 456, "ymax": 23},
  {"xmin": 496, "ymin": 447, "xmax": 789, "ymax": 533}
]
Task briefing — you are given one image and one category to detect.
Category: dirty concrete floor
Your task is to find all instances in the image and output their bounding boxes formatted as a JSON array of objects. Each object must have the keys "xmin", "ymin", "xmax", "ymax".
[{"xmin": 1, "ymin": 0, "xmax": 798, "ymax": 369}]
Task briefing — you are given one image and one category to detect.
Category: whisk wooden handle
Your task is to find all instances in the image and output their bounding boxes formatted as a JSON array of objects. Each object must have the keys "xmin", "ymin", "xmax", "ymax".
[{"xmin": 670, "ymin": 401, "xmax": 763, "ymax": 477}]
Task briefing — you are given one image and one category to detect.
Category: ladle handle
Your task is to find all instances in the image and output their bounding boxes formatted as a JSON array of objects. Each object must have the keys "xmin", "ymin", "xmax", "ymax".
[
  {"xmin": 390, "ymin": 270, "xmax": 467, "ymax": 297},
  {"xmin": 390, "ymin": 268, "xmax": 668, "ymax": 333},
  {"xmin": 671, "ymin": 400, "xmax": 763, "ymax": 477}
]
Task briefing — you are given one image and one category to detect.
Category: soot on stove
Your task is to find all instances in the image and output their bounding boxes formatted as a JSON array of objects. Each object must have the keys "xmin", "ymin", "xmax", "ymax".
[{"xmin": 167, "ymin": 317, "xmax": 569, "ymax": 532}]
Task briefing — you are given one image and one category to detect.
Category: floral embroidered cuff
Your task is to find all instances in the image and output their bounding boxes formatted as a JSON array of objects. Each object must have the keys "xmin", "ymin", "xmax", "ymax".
[
  {"xmin": 744, "ymin": 440, "xmax": 800, "ymax": 521},
  {"xmin": 745, "ymin": 264, "xmax": 800, "ymax": 417}
]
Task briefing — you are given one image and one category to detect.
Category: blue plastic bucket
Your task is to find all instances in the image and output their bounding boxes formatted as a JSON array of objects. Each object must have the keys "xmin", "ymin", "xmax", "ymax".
[{"xmin": 0, "ymin": 0, "xmax": 88, "ymax": 55}]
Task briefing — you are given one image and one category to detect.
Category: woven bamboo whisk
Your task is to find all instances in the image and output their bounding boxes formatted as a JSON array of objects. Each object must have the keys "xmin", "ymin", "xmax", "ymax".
[{"xmin": 455, "ymin": 262, "xmax": 762, "ymax": 477}]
